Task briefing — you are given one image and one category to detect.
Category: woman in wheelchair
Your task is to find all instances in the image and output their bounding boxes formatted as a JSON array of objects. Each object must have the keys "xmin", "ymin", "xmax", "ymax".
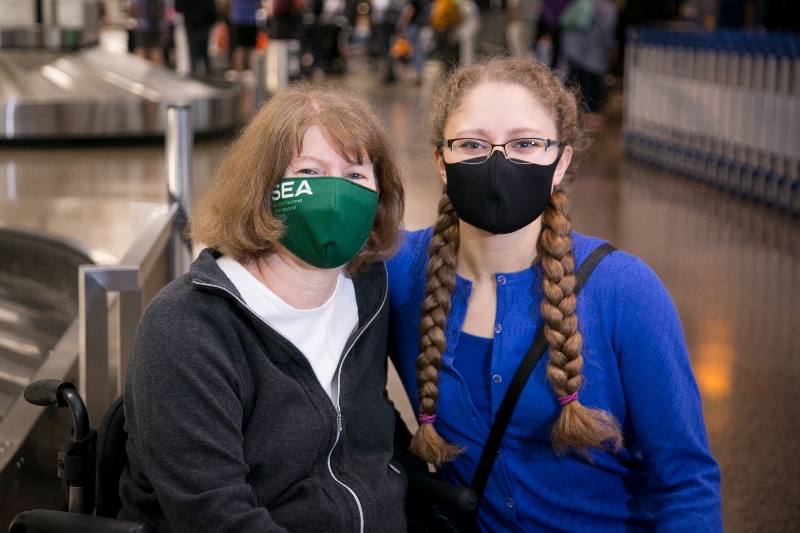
[{"xmin": 118, "ymin": 85, "xmax": 407, "ymax": 532}]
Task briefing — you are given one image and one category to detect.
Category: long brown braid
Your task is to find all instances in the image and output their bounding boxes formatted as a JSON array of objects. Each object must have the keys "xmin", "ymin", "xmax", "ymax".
[
  {"xmin": 410, "ymin": 57, "xmax": 622, "ymax": 464},
  {"xmin": 409, "ymin": 193, "xmax": 465, "ymax": 464},
  {"xmin": 539, "ymin": 190, "xmax": 623, "ymax": 456}
]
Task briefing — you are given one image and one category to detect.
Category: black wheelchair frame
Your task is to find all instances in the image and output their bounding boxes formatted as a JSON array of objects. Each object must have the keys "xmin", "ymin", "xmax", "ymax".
[{"xmin": 9, "ymin": 379, "xmax": 476, "ymax": 533}]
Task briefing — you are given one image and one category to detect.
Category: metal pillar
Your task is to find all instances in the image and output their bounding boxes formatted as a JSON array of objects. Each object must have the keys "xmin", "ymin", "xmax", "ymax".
[
  {"xmin": 165, "ymin": 103, "xmax": 193, "ymax": 279},
  {"xmin": 265, "ymin": 39, "xmax": 300, "ymax": 95}
]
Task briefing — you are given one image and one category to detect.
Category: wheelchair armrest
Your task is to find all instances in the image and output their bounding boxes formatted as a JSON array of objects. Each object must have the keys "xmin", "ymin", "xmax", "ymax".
[
  {"xmin": 9, "ymin": 510, "xmax": 153, "ymax": 533},
  {"xmin": 407, "ymin": 472, "xmax": 478, "ymax": 513}
]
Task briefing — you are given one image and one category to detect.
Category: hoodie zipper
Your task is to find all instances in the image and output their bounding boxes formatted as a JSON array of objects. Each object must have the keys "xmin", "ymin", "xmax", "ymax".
[
  {"xmin": 193, "ymin": 263, "xmax": 387, "ymax": 533},
  {"xmin": 325, "ymin": 268, "xmax": 387, "ymax": 533}
]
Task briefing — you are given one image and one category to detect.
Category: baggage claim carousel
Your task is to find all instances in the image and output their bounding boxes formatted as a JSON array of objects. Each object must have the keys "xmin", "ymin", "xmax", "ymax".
[
  {"xmin": 0, "ymin": 228, "xmax": 100, "ymax": 525},
  {"xmin": 0, "ymin": 45, "xmax": 248, "ymax": 140},
  {"xmin": 0, "ymin": 38, "xmax": 251, "ymax": 524}
]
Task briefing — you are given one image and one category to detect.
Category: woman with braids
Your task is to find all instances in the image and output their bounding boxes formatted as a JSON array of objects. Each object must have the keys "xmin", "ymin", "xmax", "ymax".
[{"xmin": 387, "ymin": 57, "xmax": 722, "ymax": 532}]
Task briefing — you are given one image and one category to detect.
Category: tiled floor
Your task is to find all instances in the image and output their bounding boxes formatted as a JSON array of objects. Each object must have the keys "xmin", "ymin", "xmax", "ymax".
[{"xmin": 1, "ymin": 67, "xmax": 798, "ymax": 531}]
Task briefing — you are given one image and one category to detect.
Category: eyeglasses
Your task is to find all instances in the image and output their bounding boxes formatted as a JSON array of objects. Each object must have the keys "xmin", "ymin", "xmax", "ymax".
[{"xmin": 440, "ymin": 138, "xmax": 564, "ymax": 165}]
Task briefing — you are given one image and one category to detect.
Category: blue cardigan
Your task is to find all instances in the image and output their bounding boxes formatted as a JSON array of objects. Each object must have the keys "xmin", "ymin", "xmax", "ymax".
[{"xmin": 387, "ymin": 228, "xmax": 722, "ymax": 532}]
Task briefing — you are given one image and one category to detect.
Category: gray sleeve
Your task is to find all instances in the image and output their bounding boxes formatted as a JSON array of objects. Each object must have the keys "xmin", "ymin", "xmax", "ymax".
[{"xmin": 122, "ymin": 292, "xmax": 287, "ymax": 533}]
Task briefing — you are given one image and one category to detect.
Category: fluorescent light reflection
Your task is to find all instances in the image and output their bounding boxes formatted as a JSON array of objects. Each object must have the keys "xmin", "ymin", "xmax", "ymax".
[{"xmin": 41, "ymin": 65, "xmax": 74, "ymax": 90}]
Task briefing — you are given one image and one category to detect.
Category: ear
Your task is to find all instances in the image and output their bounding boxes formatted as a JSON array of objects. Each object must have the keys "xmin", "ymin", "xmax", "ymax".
[
  {"xmin": 434, "ymin": 147, "xmax": 447, "ymax": 185},
  {"xmin": 552, "ymin": 145, "xmax": 573, "ymax": 188}
]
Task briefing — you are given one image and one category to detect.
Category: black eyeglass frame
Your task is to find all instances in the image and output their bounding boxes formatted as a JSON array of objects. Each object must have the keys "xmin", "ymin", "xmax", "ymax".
[{"xmin": 439, "ymin": 137, "xmax": 565, "ymax": 165}]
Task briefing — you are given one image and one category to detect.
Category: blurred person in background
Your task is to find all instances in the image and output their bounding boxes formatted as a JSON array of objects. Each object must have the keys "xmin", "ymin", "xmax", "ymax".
[
  {"xmin": 428, "ymin": 0, "xmax": 460, "ymax": 67},
  {"xmin": 455, "ymin": 0, "xmax": 479, "ymax": 67},
  {"xmin": 535, "ymin": 0, "xmax": 570, "ymax": 67},
  {"xmin": 124, "ymin": 0, "xmax": 137, "ymax": 54},
  {"xmin": 228, "ymin": 0, "xmax": 262, "ymax": 72},
  {"xmin": 175, "ymin": 0, "xmax": 219, "ymax": 75},
  {"xmin": 560, "ymin": 0, "xmax": 618, "ymax": 132},
  {"xmin": 302, "ymin": 0, "xmax": 348, "ymax": 76},
  {"xmin": 506, "ymin": 0, "xmax": 541, "ymax": 58},
  {"xmin": 268, "ymin": 0, "xmax": 306, "ymax": 40},
  {"xmin": 130, "ymin": 0, "xmax": 168, "ymax": 65},
  {"xmin": 371, "ymin": 0, "xmax": 406, "ymax": 83},
  {"xmin": 398, "ymin": 0, "xmax": 431, "ymax": 85},
  {"xmin": 346, "ymin": 1, "xmax": 375, "ymax": 71}
]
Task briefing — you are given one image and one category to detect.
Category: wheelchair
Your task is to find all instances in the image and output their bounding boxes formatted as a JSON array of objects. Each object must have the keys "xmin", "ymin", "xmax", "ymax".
[{"xmin": 9, "ymin": 380, "xmax": 476, "ymax": 533}]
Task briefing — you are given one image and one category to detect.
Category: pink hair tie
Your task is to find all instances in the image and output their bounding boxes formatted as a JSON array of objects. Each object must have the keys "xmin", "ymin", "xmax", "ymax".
[
  {"xmin": 558, "ymin": 392, "xmax": 579, "ymax": 406},
  {"xmin": 418, "ymin": 414, "xmax": 436, "ymax": 424}
]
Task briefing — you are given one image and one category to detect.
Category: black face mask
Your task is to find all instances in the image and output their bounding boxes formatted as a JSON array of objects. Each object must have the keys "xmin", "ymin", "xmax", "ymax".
[{"xmin": 444, "ymin": 150, "xmax": 562, "ymax": 235}]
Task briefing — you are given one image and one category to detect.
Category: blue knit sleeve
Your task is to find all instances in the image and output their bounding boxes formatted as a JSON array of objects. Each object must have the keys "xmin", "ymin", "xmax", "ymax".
[
  {"xmin": 386, "ymin": 228, "xmax": 433, "ymax": 405},
  {"xmin": 614, "ymin": 258, "xmax": 723, "ymax": 532},
  {"xmin": 386, "ymin": 227, "xmax": 433, "ymax": 310}
]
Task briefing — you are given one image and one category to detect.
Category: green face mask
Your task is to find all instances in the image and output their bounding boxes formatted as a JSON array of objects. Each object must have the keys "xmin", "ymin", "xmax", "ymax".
[{"xmin": 272, "ymin": 177, "xmax": 379, "ymax": 269}]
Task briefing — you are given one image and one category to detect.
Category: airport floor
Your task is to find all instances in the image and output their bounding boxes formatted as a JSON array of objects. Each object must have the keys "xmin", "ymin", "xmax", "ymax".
[{"xmin": 1, "ymin": 65, "xmax": 799, "ymax": 531}]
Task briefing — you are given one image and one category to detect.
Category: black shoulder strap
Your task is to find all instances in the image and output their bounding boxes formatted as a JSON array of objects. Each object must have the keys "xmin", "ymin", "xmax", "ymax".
[{"xmin": 469, "ymin": 242, "xmax": 616, "ymax": 505}]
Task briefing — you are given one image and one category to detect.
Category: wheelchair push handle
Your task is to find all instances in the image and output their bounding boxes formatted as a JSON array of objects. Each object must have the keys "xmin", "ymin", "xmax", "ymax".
[
  {"xmin": 23, "ymin": 379, "xmax": 97, "ymax": 515},
  {"xmin": 24, "ymin": 378, "xmax": 75, "ymax": 407},
  {"xmin": 24, "ymin": 379, "xmax": 90, "ymax": 441}
]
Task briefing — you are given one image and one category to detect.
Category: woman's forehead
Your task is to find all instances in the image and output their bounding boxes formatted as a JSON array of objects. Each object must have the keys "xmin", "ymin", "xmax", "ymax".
[
  {"xmin": 297, "ymin": 124, "xmax": 372, "ymax": 165},
  {"xmin": 448, "ymin": 81, "xmax": 558, "ymax": 138}
]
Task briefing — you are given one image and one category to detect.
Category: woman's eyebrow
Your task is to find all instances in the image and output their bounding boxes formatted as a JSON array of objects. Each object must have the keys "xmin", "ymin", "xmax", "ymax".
[
  {"xmin": 346, "ymin": 160, "xmax": 374, "ymax": 169},
  {"xmin": 507, "ymin": 127, "xmax": 546, "ymax": 137},
  {"xmin": 290, "ymin": 154, "xmax": 373, "ymax": 169},
  {"xmin": 291, "ymin": 154, "xmax": 320, "ymax": 164},
  {"xmin": 452, "ymin": 127, "xmax": 547, "ymax": 138},
  {"xmin": 452, "ymin": 128, "xmax": 492, "ymax": 138}
]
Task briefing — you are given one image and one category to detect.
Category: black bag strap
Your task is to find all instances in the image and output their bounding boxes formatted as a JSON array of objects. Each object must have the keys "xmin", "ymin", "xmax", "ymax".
[{"xmin": 469, "ymin": 242, "xmax": 616, "ymax": 506}]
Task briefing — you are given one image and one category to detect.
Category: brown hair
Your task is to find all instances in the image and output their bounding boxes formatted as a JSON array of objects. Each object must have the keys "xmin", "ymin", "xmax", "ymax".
[
  {"xmin": 411, "ymin": 57, "xmax": 622, "ymax": 464},
  {"xmin": 189, "ymin": 84, "xmax": 405, "ymax": 274}
]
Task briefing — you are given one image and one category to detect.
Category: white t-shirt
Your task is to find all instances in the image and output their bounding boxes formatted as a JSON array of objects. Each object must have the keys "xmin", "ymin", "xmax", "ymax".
[{"xmin": 216, "ymin": 256, "xmax": 359, "ymax": 401}]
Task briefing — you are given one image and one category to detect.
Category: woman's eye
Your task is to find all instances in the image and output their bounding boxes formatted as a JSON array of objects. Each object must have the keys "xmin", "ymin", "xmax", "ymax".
[
  {"xmin": 513, "ymin": 139, "xmax": 541, "ymax": 150},
  {"xmin": 346, "ymin": 172, "xmax": 367, "ymax": 181},
  {"xmin": 295, "ymin": 168, "xmax": 320, "ymax": 175},
  {"xmin": 458, "ymin": 140, "xmax": 487, "ymax": 151}
]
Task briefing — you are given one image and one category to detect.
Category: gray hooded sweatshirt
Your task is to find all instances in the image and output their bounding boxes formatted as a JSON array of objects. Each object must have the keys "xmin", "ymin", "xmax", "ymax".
[{"xmin": 118, "ymin": 249, "xmax": 407, "ymax": 532}]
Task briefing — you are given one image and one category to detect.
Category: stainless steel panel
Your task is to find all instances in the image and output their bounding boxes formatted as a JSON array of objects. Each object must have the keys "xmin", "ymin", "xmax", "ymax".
[
  {"xmin": 0, "ymin": 227, "xmax": 97, "ymax": 527},
  {"xmin": 0, "ymin": 47, "xmax": 249, "ymax": 139}
]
